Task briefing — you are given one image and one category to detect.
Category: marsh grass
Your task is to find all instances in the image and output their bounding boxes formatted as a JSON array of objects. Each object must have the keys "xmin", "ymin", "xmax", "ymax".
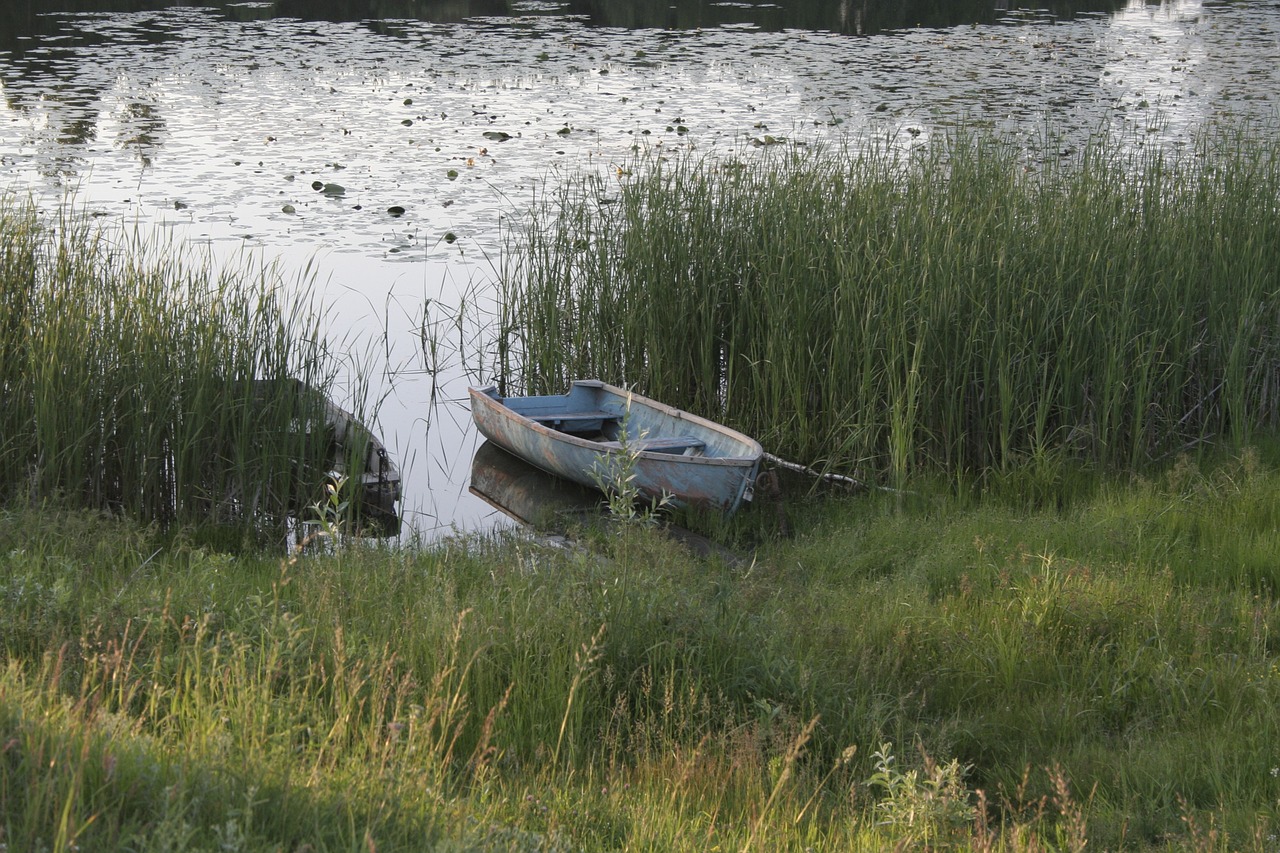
[
  {"xmin": 4, "ymin": 446, "xmax": 1280, "ymax": 849},
  {"xmin": 499, "ymin": 123, "xmax": 1280, "ymax": 485},
  {"xmin": 0, "ymin": 196, "xmax": 353, "ymax": 535}
]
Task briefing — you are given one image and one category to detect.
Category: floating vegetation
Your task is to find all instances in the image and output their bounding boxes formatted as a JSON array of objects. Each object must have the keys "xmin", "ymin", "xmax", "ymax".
[
  {"xmin": 500, "ymin": 123, "xmax": 1280, "ymax": 486},
  {"xmin": 311, "ymin": 181, "xmax": 346, "ymax": 197},
  {"xmin": 2, "ymin": 0, "xmax": 1277, "ymax": 270}
]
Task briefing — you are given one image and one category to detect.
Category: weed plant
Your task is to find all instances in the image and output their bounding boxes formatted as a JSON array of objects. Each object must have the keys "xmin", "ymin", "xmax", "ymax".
[
  {"xmin": 499, "ymin": 123, "xmax": 1280, "ymax": 486},
  {"xmin": 4, "ymin": 448, "xmax": 1280, "ymax": 849},
  {"xmin": 0, "ymin": 196, "xmax": 353, "ymax": 535},
  {"xmin": 589, "ymin": 396, "xmax": 676, "ymax": 526}
]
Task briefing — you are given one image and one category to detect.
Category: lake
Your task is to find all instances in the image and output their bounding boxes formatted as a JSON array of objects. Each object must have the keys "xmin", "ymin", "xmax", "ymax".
[{"xmin": 2, "ymin": 0, "xmax": 1277, "ymax": 537}]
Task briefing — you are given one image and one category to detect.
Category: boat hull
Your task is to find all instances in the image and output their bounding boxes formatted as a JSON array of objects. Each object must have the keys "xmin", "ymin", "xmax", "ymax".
[{"xmin": 468, "ymin": 380, "xmax": 762, "ymax": 514}]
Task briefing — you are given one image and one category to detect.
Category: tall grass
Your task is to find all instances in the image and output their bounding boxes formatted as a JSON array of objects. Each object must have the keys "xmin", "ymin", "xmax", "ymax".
[
  {"xmin": 499, "ymin": 123, "xmax": 1280, "ymax": 483},
  {"xmin": 5, "ymin": 447, "xmax": 1280, "ymax": 849},
  {"xmin": 0, "ymin": 195, "xmax": 345, "ymax": 533}
]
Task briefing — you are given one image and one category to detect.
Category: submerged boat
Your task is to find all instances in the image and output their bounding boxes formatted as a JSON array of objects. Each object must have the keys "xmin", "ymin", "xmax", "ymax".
[
  {"xmin": 468, "ymin": 380, "xmax": 763, "ymax": 514},
  {"xmin": 315, "ymin": 392, "xmax": 401, "ymax": 534},
  {"xmin": 255, "ymin": 378, "xmax": 402, "ymax": 535}
]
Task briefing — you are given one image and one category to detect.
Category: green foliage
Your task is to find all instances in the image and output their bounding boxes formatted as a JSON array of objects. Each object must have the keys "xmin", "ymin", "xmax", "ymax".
[
  {"xmin": 589, "ymin": 401, "xmax": 675, "ymax": 526},
  {"xmin": 867, "ymin": 742, "xmax": 975, "ymax": 847},
  {"xmin": 9, "ymin": 121, "xmax": 1280, "ymax": 847},
  {"xmin": 0, "ymin": 196, "xmax": 352, "ymax": 534},
  {"xmin": 5, "ymin": 447, "xmax": 1280, "ymax": 849},
  {"xmin": 500, "ymin": 122, "xmax": 1280, "ymax": 484}
]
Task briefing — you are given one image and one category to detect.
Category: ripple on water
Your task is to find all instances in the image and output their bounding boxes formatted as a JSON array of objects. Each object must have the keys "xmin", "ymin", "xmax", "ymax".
[{"xmin": 1, "ymin": 0, "xmax": 1277, "ymax": 536}]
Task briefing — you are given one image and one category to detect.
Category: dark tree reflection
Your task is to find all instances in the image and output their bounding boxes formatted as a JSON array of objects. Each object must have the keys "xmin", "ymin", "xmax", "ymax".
[{"xmin": 1, "ymin": 0, "xmax": 1132, "ymax": 39}]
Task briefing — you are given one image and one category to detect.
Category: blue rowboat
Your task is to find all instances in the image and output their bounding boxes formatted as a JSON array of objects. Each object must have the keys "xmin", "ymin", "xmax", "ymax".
[{"xmin": 468, "ymin": 380, "xmax": 763, "ymax": 514}]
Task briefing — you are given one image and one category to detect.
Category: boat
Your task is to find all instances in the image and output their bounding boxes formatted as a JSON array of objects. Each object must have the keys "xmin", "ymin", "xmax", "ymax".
[
  {"xmin": 315, "ymin": 392, "xmax": 402, "ymax": 534},
  {"xmin": 468, "ymin": 380, "xmax": 763, "ymax": 514},
  {"xmin": 255, "ymin": 378, "xmax": 402, "ymax": 535},
  {"xmin": 469, "ymin": 439, "xmax": 748, "ymax": 563}
]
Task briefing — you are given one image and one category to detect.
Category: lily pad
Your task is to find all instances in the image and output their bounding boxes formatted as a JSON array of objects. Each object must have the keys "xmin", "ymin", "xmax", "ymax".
[
  {"xmin": 317, "ymin": 182, "xmax": 346, "ymax": 197},
  {"xmin": 483, "ymin": 131, "xmax": 512, "ymax": 142},
  {"xmin": 282, "ymin": 203, "xmax": 296, "ymax": 214},
  {"xmin": 387, "ymin": 205, "xmax": 405, "ymax": 216}
]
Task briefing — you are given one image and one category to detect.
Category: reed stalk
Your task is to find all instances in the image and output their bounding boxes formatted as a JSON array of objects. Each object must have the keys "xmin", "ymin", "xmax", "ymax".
[
  {"xmin": 500, "ymin": 122, "xmax": 1280, "ymax": 484},
  {"xmin": 0, "ymin": 196, "xmax": 343, "ymax": 533}
]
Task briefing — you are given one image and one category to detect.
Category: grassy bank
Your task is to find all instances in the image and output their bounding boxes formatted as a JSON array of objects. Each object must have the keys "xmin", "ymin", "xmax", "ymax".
[
  {"xmin": 8, "ymin": 118, "xmax": 1280, "ymax": 850},
  {"xmin": 4, "ymin": 443, "xmax": 1280, "ymax": 850},
  {"xmin": 499, "ymin": 124, "xmax": 1280, "ymax": 486},
  {"xmin": 0, "ymin": 196, "xmax": 355, "ymax": 536}
]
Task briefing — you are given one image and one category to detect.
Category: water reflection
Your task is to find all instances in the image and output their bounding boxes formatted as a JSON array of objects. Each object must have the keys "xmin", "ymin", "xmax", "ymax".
[
  {"xmin": 467, "ymin": 440, "xmax": 746, "ymax": 564},
  {"xmin": 1104, "ymin": 0, "xmax": 1208, "ymax": 139},
  {"xmin": 563, "ymin": 0, "xmax": 1130, "ymax": 34},
  {"xmin": 1, "ymin": 0, "xmax": 1277, "ymax": 538},
  {"xmin": 1, "ymin": 0, "xmax": 1133, "ymax": 38},
  {"xmin": 469, "ymin": 439, "xmax": 601, "ymax": 528}
]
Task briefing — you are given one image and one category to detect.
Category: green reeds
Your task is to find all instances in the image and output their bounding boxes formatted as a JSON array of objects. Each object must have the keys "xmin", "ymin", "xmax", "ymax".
[
  {"xmin": 500, "ymin": 123, "xmax": 1280, "ymax": 483},
  {"xmin": 0, "ymin": 196, "xmax": 342, "ymax": 532}
]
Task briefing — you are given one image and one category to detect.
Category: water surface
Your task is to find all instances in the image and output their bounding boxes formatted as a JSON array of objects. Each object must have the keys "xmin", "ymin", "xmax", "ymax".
[{"xmin": 2, "ymin": 0, "xmax": 1276, "ymax": 536}]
